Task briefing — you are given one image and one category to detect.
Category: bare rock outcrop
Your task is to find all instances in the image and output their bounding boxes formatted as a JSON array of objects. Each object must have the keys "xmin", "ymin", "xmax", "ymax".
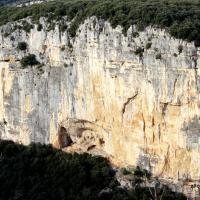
[{"xmin": 0, "ymin": 17, "xmax": 200, "ymax": 192}]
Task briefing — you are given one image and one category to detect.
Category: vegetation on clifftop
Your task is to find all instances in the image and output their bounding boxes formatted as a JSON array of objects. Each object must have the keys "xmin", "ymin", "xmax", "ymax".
[{"xmin": 0, "ymin": 0, "xmax": 200, "ymax": 44}]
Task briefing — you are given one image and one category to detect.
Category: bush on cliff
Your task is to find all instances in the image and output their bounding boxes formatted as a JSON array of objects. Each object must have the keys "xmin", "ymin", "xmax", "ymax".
[
  {"xmin": 20, "ymin": 54, "xmax": 40, "ymax": 68},
  {"xmin": 21, "ymin": 20, "xmax": 34, "ymax": 33},
  {"xmin": 0, "ymin": 0, "xmax": 200, "ymax": 44},
  {"xmin": 17, "ymin": 41, "xmax": 27, "ymax": 51}
]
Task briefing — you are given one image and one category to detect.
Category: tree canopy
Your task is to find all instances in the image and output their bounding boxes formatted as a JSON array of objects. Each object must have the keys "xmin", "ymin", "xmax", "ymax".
[
  {"xmin": 0, "ymin": 140, "xmax": 187, "ymax": 200},
  {"xmin": 0, "ymin": 0, "xmax": 200, "ymax": 43}
]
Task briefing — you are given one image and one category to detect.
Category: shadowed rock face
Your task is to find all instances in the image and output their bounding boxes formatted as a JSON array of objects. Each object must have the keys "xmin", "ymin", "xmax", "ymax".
[
  {"xmin": 182, "ymin": 116, "xmax": 200, "ymax": 150},
  {"xmin": 0, "ymin": 17, "xmax": 200, "ymax": 187},
  {"xmin": 57, "ymin": 127, "xmax": 72, "ymax": 148}
]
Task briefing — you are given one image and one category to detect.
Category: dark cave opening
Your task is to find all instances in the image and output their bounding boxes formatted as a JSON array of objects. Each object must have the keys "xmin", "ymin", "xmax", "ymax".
[{"xmin": 58, "ymin": 127, "xmax": 73, "ymax": 148}]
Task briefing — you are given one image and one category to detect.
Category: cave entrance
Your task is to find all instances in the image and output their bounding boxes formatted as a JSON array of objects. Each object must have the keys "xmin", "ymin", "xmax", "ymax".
[{"xmin": 58, "ymin": 127, "xmax": 73, "ymax": 148}]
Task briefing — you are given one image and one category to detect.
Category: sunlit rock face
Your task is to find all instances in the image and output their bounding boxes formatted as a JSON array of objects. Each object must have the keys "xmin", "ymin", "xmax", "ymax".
[{"xmin": 0, "ymin": 17, "xmax": 200, "ymax": 182}]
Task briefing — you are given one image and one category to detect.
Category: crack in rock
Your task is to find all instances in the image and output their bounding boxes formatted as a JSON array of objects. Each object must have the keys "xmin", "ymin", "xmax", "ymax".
[{"xmin": 122, "ymin": 91, "xmax": 138, "ymax": 115}]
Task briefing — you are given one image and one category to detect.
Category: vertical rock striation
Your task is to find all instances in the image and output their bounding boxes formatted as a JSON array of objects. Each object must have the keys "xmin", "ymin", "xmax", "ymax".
[{"xmin": 0, "ymin": 17, "xmax": 200, "ymax": 183}]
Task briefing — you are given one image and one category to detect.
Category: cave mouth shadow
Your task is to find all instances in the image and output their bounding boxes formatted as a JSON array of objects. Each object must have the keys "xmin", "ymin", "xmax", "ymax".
[{"xmin": 58, "ymin": 126, "xmax": 73, "ymax": 148}]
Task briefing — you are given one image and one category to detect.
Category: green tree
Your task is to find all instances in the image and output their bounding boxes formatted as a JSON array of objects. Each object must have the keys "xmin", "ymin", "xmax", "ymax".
[
  {"xmin": 20, "ymin": 54, "xmax": 40, "ymax": 68},
  {"xmin": 17, "ymin": 42, "xmax": 27, "ymax": 51}
]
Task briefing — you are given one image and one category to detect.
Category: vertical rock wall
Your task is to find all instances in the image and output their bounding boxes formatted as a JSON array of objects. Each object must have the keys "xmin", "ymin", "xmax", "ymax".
[{"xmin": 0, "ymin": 17, "xmax": 200, "ymax": 182}]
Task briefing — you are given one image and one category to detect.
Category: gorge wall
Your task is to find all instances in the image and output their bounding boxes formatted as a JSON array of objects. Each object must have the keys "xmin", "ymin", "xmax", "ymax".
[{"xmin": 0, "ymin": 17, "xmax": 200, "ymax": 183}]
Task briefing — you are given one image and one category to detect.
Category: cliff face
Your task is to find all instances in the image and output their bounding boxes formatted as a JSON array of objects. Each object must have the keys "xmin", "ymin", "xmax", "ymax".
[{"xmin": 0, "ymin": 17, "xmax": 200, "ymax": 181}]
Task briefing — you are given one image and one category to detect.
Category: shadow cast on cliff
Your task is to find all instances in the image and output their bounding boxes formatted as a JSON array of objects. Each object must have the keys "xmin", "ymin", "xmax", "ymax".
[{"xmin": 181, "ymin": 115, "xmax": 200, "ymax": 150}]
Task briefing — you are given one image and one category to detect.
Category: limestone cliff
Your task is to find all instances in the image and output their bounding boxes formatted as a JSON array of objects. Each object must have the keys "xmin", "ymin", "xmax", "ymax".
[{"xmin": 0, "ymin": 17, "xmax": 200, "ymax": 184}]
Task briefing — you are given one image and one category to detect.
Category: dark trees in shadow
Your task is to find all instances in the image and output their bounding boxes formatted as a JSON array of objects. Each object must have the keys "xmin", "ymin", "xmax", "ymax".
[{"xmin": 0, "ymin": 140, "xmax": 187, "ymax": 200}]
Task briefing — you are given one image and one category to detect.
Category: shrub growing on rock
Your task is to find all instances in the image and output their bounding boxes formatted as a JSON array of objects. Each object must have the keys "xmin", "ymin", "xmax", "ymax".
[
  {"xmin": 178, "ymin": 45, "xmax": 183, "ymax": 54},
  {"xmin": 156, "ymin": 53, "xmax": 162, "ymax": 60},
  {"xmin": 145, "ymin": 42, "xmax": 152, "ymax": 50},
  {"xmin": 134, "ymin": 47, "xmax": 144, "ymax": 57},
  {"xmin": 3, "ymin": 32, "xmax": 9, "ymax": 37},
  {"xmin": 173, "ymin": 53, "xmax": 178, "ymax": 57},
  {"xmin": 22, "ymin": 21, "xmax": 34, "ymax": 33},
  {"xmin": 37, "ymin": 23, "xmax": 43, "ymax": 31},
  {"xmin": 132, "ymin": 32, "xmax": 139, "ymax": 38},
  {"xmin": 17, "ymin": 42, "xmax": 27, "ymax": 51},
  {"xmin": 20, "ymin": 54, "xmax": 40, "ymax": 68},
  {"xmin": 60, "ymin": 45, "xmax": 65, "ymax": 51},
  {"xmin": 133, "ymin": 166, "xmax": 151, "ymax": 179}
]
